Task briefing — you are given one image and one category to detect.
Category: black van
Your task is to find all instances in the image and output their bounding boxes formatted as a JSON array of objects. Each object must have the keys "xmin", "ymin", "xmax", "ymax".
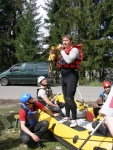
[{"xmin": 0, "ymin": 62, "xmax": 51, "ymax": 86}]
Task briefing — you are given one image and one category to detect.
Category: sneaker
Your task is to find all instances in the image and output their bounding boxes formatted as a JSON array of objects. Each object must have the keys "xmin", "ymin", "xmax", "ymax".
[
  {"xmin": 70, "ymin": 120, "xmax": 77, "ymax": 128},
  {"xmin": 58, "ymin": 117, "xmax": 69, "ymax": 123}
]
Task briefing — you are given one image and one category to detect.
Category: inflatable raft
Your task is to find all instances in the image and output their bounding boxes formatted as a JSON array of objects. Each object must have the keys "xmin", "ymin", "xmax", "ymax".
[{"xmin": 39, "ymin": 94, "xmax": 113, "ymax": 150}]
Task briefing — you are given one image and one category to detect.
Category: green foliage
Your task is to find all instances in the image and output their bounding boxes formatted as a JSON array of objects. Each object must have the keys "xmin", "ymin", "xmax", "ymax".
[
  {"xmin": 79, "ymin": 77, "xmax": 89, "ymax": 85},
  {"xmin": 0, "ymin": 0, "xmax": 19, "ymax": 70},
  {"xmin": 45, "ymin": 0, "xmax": 113, "ymax": 82},
  {"xmin": 15, "ymin": 0, "xmax": 41, "ymax": 62},
  {"xmin": 0, "ymin": 0, "xmax": 42, "ymax": 71},
  {"xmin": 0, "ymin": 0, "xmax": 113, "ymax": 82},
  {"xmin": 89, "ymin": 80, "xmax": 102, "ymax": 86}
]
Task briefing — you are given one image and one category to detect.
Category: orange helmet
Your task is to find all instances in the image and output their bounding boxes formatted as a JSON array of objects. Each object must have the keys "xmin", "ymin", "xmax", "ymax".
[{"xmin": 102, "ymin": 80, "xmax": 111, "ymax": 88}]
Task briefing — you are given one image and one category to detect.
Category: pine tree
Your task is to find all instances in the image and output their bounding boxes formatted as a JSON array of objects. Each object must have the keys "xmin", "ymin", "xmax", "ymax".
[
  {"xmin": 0, "ymin": 0, "xmax": 22, "ymax": 70},
  {"xmin": 44, "ymin": 0, "xmax": 113, "ymax": 82},
  {"xmin": 15, "ymin": 0, "xmax": 41, "ymax": 62}
]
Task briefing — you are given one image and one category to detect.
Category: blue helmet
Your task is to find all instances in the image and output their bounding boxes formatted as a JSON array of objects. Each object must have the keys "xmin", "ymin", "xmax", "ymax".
[{"xmin": 20, "ymin": 93, "xmax": 31, "ymax": 103}]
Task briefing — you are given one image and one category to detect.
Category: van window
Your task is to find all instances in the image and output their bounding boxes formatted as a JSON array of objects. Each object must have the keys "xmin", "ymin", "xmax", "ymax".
[
  {"xmin": 25, "ymin": 64, "xmax": 35, "ymax": 72},
  {"xmin": 11, "ymin": 65, "xmax": 22, "ymax": 72},
  {"xmin": 35, "ymin": 65, "xmax": 48, "ymax": 72}
]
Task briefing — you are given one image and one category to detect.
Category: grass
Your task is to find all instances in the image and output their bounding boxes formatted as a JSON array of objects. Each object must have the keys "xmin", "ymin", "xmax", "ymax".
[
  {"xmin": 88, "ymin": 80, "xmax": 102, "ymax": 86},
  {"xmin": 0, "ymin": 100, "xmax": 69, "ymax": 150}
]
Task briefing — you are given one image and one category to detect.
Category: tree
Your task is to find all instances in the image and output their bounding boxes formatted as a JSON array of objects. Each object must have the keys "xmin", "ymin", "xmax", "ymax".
[
  {"xmin": 0, "ymin": 0, "xmax": 22, "ymax": 70},
  {"xmin": 44, "ymin": 0, "xmax": 113, "ymax": 82},
  {"xmin": 0, "ymin": 0, "xmax": 42, "ymax": 71},
  {"xmin": 44, "ymin": 0, "xmax": 79, "ymax": 46},
  {"xmin": 15, "ymin": 0, "xmax": 41, "ymax": 62},
  {"xmin": 81, "ymin": 0, "xmax": 113, "ymax": 81}
]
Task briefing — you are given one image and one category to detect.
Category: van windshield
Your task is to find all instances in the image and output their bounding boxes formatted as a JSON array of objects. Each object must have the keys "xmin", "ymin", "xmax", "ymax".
[{"xmin": 11, "ymin": 65, "xmax": 22, "ymax": 72}]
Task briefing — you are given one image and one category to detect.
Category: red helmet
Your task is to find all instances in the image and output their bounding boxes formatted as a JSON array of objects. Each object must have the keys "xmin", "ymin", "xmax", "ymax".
[{"xmin": 102, "ymin": 80, "xmax": 111, "ymax": 88}]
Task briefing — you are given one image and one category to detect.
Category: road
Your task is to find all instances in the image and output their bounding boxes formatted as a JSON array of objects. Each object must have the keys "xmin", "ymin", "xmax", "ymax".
[{"xmin": 0, "ymin": 85, "xmax": 103, "ymax": 104}]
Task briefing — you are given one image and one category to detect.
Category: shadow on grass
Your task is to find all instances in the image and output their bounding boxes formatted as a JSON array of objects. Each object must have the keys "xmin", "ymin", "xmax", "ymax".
[
  {"xmin": 0, "ymin": 137, "xmax": 22, "ymax": 150},
  {"xmin": 0, "ymin": 137, "xmax": 41, "ymax": 149},
  {"xmin": 0, "ymin": 131, "xmax": 58, "ymax": 150}
]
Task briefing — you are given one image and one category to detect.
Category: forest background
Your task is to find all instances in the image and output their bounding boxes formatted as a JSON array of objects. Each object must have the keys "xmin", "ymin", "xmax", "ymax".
[{"xmin": 0, "ymin": 0, "xmax": 113, "ymax": 84}]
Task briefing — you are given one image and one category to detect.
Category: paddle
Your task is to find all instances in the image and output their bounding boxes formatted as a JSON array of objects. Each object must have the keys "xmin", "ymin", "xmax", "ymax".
[
  {"xmin": 77, "ymin": 117, "xmax": 105, "ymax": 150},
  {"xmin": 77, "ymin": 88, "xmax": 94, "ymax": 122},
  {"xmin": 51, "ymin": 90, "xmax": 62, "ymax": 102}
]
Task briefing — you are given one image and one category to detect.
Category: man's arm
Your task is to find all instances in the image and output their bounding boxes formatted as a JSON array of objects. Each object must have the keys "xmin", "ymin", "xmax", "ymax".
[
  {"xmin": 51, "ymin": 93, "xmax": 57, "ymax": 104},
  {"xmin": 20, "ymin": 121, "xmax": 40, "ymax": 142},
  {"xmin": 39, "ymin": 89, "xmax": 58, "ymax": 106},
  {"xmin": 43, "ymin": 106, "xmax": 59, "ymax": 117},
  {"xmin": 61, "ymin": 48, "xmax": 79, "ymax": 63},
  {"xmin": 43, "ymin": 96, "xmax": 58, "ymax": 106},
  {"xmin": 93, "ymin": 97, "xmax": 102, "ymax": 108}
]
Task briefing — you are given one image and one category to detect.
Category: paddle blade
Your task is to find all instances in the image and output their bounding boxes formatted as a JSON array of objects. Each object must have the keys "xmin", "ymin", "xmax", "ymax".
[{"xmin": 86, "ymin": 110, "xmax": 94, "ymax": 122}]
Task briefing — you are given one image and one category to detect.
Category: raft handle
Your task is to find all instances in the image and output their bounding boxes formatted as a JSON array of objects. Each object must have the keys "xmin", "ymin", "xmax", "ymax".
[
  {"xmin": 51, "ymin": 123, "xmax": 56, "ymax": 130},
  {"xmin": 73, "ymin": 135, "xmax": 79, "ymax": 143}
]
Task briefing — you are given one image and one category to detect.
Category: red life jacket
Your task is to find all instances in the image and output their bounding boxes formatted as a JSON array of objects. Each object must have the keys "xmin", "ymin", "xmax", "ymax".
[{"xmin": 56, "ymin": 44, "xmax": 83, "ymax": 70}]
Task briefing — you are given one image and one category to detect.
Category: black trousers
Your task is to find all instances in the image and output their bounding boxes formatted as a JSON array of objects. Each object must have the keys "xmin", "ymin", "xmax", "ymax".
[
  {"xmin": 61, "ymin": 69, "xmax": 79, "ymax": 120},
  {"xmin": 93, "ymin": 104, "xmax": 103, "ymax": 118},
  {"xmin": 47, "ymin": 105, "xmax": 65, "ymax": 117},
  {"xmin": 20, "ymin": 120, "xmax": 49, "ymax": 144},
  {"xmin": 93, "ymin": 107, "xmax": 100, "ymax": 118}
]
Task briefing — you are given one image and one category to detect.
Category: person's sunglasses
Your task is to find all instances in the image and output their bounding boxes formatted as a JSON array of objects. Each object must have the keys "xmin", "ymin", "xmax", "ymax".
[{"xmin": 104, "ymin": 86, "xmax": 111, "ymax": 89}]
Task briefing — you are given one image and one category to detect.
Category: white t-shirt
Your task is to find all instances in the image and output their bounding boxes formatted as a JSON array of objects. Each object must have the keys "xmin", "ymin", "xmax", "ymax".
[
  {"xmin": 100, "ymin": 86, "xmax": 113, "ymax": 117},
  {"xmin": 38, "ymin": 89, "xmax": 47, "ymax": 98}
]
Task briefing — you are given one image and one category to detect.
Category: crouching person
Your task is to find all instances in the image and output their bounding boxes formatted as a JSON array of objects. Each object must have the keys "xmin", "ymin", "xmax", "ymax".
[{"xmin": 19, "ymin": 93, "xmax": 59, "ymax": 148}]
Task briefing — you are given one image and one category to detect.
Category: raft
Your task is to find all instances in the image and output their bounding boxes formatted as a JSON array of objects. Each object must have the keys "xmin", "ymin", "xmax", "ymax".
[{"xmin": 39, "ymin": 94, "xmax": 113, "ymax": 150}]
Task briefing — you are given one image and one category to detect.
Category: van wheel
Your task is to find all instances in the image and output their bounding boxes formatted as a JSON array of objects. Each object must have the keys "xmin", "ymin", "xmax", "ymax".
[{"xmin": 1, "ymin": 78, "xmax": 9, "ymax": 86}]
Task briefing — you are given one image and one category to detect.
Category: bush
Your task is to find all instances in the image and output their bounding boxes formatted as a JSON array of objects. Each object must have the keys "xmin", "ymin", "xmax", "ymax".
[{"xmin": 79, "ymin": 77, "xmax": 90, "ymax": 85}]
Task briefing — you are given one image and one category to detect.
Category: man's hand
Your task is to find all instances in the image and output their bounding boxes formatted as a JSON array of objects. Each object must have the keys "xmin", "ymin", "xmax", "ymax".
[
  {"xmin": 44, "ymin": 106, "xmax": 59, "ymax": 117},
  {"xmin": 53, "ymin": 113, "xmax": 60, "ymax": 117},
  {"xmin": 57, "ymin": 44, "xmax": 64, "ymax": 51},
  {"xmin": 31, "ymin": 133, "xmax": 40, "ymax": 142},
  {"xmin": 54, "ymin": 104, "xmax": 59, "ymax": 107}
]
